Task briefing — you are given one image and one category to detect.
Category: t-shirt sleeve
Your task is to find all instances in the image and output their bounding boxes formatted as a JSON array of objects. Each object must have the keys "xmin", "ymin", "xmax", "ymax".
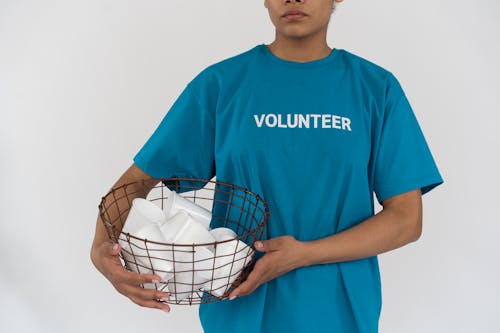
[
  {"xmin": 369, "ymin": 72, "xmax": 444, "ymax": 204},
  {"xmin": 133, "ymin": 69, "xmax": 217, "ymax": 191}
]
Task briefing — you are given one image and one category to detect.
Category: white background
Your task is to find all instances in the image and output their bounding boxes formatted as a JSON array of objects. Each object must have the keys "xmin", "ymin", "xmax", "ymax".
[{"xmin": 1, "ymin": 0, "xmax": 499, "ymax": 332}]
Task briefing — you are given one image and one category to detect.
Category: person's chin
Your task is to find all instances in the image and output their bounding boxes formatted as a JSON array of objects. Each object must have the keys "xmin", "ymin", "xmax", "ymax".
[{"xmin": 283, "ymin": 31, "xmax": 311, "ymax": 39}]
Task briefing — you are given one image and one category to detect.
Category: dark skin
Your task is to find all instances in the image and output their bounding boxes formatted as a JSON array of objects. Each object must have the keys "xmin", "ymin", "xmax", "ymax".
[
  {"xmin": 227, "ymin": 0, "xmax": 423, "ymax": 300},
  {"xmin": 228, "ymin": 189, "xmax": 422, "ymax": 300},
  {"xmin": 90, "ymin": 164, "xmax": 173, "ymax": 313},
  {"xmin": 91, "ymin": 0, "xmax": 423, "ymax": 312},
  {"xmin": 263, "ymin": 0, "xmax": 345, "ymax": 62}
]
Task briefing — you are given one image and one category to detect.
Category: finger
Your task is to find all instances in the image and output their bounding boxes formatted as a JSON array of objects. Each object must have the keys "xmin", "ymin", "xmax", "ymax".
[
  {"xmin": 119, "ymin": 268, "xmax": 164, "ymax": 286},
  {"xmin": 107, "ymin": 260, "xmax": 163, "ymax": 286},
  {"xmin": 255, "ymin": 237, "xmax": 282, "ymax": 252},
  {"xmin": 98, "ymin": 240, "xmax": 121, "ymax": 258},
  {"xmin": 122, "ymin": 284, "xmax": 171, "ymax": 302},
  {"xmin": 254, "ymin": 241, "xmax": 265, "ymax": 251},
  {"xmin": 129, "ymin": 295, "xmax": 171, "ymax": 313},
  {"xmin": 103, "ymin": 246, "xmax": 163, "ymax": 284},
  {"xmin": 110, "ymin": 242, "xmax": 121, "ymax": 255},
  {"xmin": 114, "ymin": 277, "xmax": 171, "ymax": 303},
  {"xmin": 229, "ymin": 269, "xmax": 261, "ymax": 298}
]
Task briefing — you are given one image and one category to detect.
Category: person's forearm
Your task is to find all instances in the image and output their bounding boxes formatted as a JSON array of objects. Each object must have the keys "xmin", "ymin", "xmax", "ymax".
[
  {"xmin": 298, "ymin": 206, "xmax": 420, "ymax": 266},
  {"xmin": 91, "ymin": 170, "xmax": 155, "ymax": 262}
]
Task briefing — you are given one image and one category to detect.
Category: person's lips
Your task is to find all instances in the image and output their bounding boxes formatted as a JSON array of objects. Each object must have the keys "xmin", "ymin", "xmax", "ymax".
[{"xmin": 282, "ymin": 10, "xmax": 307, "ymax": 19}]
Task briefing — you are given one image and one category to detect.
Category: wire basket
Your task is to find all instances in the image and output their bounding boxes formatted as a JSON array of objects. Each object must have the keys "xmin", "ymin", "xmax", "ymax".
[{"xmin": 98, "ymin": 177, "xmax": 269, "ymax": 305}]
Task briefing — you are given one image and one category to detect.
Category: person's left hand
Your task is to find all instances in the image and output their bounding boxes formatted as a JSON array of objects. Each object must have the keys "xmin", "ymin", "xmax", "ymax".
[{"xmin": 228, "ymin": 235, "xmax": 307, "ymax": 300}]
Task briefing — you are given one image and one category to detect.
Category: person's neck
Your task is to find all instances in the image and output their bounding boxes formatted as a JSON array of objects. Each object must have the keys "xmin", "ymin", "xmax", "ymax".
[{"xmin": 266, "ymin": 34, "xmax": 332, "ymax": 63}]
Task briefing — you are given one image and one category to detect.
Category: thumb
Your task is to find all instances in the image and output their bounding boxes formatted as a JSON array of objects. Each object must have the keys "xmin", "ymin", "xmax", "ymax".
[
  {"xmin": 254, "ymin": 240, "xmax": 269, "ymax": 252},
  {"xmin": 110, "ymin": 242, "xmax": 121, "ymax": 256},
  {"xmin": 254, "ymin": 237, "xmax": 282, "ymax": 252}
]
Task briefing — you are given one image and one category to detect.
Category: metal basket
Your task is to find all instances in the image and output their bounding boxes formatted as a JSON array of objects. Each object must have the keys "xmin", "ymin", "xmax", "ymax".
[{"xmin": 98, "ymin": 177, "xmax": 269, "ymax": 305}]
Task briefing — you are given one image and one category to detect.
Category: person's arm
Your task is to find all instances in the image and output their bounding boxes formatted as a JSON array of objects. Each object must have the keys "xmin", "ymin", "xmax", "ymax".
[
  {"xmin": 226, "ymin": 188, "xmax": 423, "ymax": 300},
  {"xmin": 91, "ymin": 163, "xmax": 152, "ymax": 254},
  {"xmin": 298, "ymin": 188, "xmax": 422, "ymax": 266},
  {"xmin": 90, "ymin": 163, "xmax": 172, "ymax": 313}
]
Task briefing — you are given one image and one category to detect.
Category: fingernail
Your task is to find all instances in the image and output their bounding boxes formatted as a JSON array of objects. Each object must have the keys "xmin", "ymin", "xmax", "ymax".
[
  {"xmin": 152, "ymin": 278, "xmax": 160, "ymax": 283},
  {"xmin": 162, "ymin": 308, "xmax": 171, "ymax": 314},
  {"xmin": 229, "ymin": 295, "xmax": 237, "ymax": 300},
  {"xmin": 255, "ymin": 241, "xmax": 263, "ymax": 248},
  {"xmin": 112, "ymin": 244, "xmax": 119, "ymax": 251}
]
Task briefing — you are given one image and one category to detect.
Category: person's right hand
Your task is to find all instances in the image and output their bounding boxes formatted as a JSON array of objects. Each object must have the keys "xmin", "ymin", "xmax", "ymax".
[{"xmin": 91, "ymin": 240, "xmax": 172, "ymax": 313}]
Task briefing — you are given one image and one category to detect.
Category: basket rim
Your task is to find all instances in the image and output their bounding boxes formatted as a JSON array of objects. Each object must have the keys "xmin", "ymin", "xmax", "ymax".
[{"xmin": 98, "ymin": 177, "xmax": 270, "ymax": 247}]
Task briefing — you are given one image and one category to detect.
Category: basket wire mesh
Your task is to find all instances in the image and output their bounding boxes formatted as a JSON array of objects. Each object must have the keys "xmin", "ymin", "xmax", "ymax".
[{"xmin": 98, "ymin": 177, "xmax": 269, "ymax": 305}]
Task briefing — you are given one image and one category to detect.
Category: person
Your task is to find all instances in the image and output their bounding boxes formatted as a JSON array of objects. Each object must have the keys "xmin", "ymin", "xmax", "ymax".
[{"xmin": 90, "ymin": 0, "xmax": 444, "ymax": 332}]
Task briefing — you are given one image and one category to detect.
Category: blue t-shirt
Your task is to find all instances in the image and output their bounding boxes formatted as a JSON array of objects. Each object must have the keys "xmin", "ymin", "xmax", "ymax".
[{"xmin": 133, "ymin": 43, "xmax": 443, "ymax": 333}]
